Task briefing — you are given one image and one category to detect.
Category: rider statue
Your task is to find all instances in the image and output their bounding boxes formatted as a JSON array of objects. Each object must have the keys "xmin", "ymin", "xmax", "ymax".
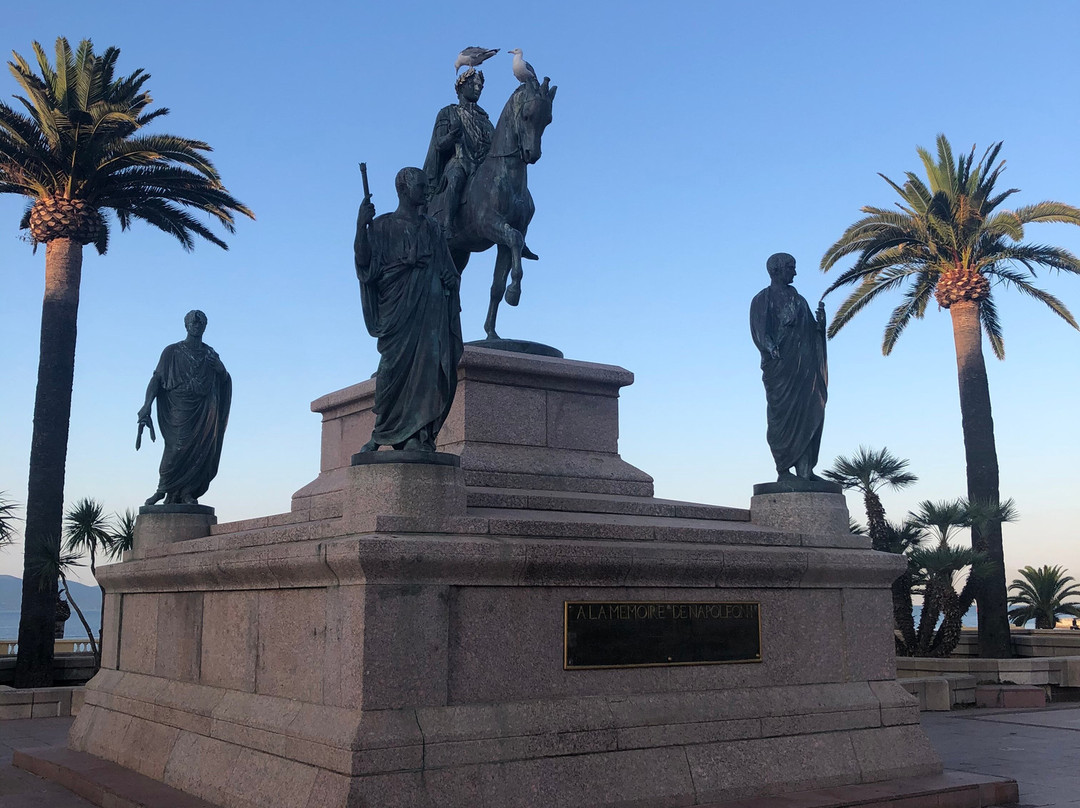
[{"xmin": 423, "ymin": 68, "xmax": 494, "ymax": 240}]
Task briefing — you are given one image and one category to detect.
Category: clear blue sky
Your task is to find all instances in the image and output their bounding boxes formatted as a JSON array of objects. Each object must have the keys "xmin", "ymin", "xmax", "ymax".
[{"xmin": 2, "ymin": 1, "xmax": 1079, "ymax": 588}]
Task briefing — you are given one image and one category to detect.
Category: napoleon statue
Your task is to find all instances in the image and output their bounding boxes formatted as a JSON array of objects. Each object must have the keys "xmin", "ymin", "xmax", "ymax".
[
  {"xmin": 354, "ymin": 167, "xmax": 464, "ymax": 453},
  {"xmin": 137, "ymin": 310, "xmax": 231, "ymax": 505},
  {"xmin": 423, "ymin": 67, "xmax": 494, "ymax": 240},
  {"xmin": 749, "ymin": 253, "xmax": 829, "ymax": 483}
]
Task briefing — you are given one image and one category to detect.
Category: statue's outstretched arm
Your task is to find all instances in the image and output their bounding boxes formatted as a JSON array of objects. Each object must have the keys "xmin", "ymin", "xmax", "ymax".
[{"xmin": 137, "ymin": 371, "xmax": 160, "ymax": 432}]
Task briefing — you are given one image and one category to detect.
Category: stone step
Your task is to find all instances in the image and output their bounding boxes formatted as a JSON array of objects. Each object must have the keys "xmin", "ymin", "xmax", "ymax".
[
  {"xmin": 468, "ymin": 505, "xmax": 864, "ymax": 548},
  {"xmin": 466, "ymin": 486, "xmax": 751, "ymax": 521},
  {"xmin": 14, "ymin": 745, "xmax": 1018, "ymax": 808},
  {"xmin": 14, "ymin": 745, "xmax": 218, "ymax": 808}
]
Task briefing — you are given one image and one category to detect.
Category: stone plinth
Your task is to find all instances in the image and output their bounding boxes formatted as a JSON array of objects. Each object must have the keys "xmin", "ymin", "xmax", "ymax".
[
  {"xmin": 60, "ymin": 351, "xmax": 955, "ymax": 808},
  {"xmin": 131, "ymin": 506, "xmax": 216, "ymax": 560},
  {"xmin": 291, "ymin": 345, "xmax": 654, "ymax": 516},
  {"xmin": 750, "ymin": 491, "xmax": 850, "ymax": 537}
]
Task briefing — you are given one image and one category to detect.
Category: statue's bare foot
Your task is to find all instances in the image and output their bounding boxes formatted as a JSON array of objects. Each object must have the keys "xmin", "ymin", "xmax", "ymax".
[
  {"xmin": 145, "ymin": 491, "xmax": 165, "ymax": 506},
  {"xmin": 485, "ymin": 330, "xmax": 501, "ymax": 340},
  {"xmin": 504, "ymin": 282, "xmax": 521, "ymax": 306},
  {"xmin": 359, "ymin": 438, "xmax": 379, "ymax": 453},
  {"xmin": 777, "ymin": 470, "xmax": 798, "ymax": 483},
  {"xmin": 522, "ymin": 245, "xmax": 538, "ymax": 260}
]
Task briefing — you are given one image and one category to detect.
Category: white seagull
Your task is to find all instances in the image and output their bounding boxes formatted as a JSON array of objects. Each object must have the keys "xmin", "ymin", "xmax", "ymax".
[
  {"xmin": 454, "ymin": 47, "xmax": 499, "ymax": 73},
  {"xmin": 508, "ymin": 48, "xmax": 537, "ymax": 84}
]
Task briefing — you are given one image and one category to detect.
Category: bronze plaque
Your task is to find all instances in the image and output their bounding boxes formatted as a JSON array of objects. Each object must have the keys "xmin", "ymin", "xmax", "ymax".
[{"xmin": 564, "ymin": 601, "xmax": 762, "ymax": 670}]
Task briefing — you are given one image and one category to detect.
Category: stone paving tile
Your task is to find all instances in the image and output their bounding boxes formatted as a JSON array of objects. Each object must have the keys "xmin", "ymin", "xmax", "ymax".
[
  {"xmin": 921, "ymin": 704, "xmax": 1080, "ymax": 808},
  {"xmin": 0, "ymin": 716, "xmax": 94, "ymax": 807}
]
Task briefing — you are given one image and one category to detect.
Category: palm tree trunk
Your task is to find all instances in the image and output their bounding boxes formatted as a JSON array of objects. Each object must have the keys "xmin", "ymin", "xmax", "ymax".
[
  {"xmin": 13, "ymin": 238, "xmax": 83, "ymax": 687},
  {"xmin": 892, "ymin": 571, "xmax": 918, "ymax": 652},
  {"xmin": 950, "ymin": 301, "xmax": 1011, "ymax": 659},
  {"xmin": 59, "ymin": 572, "xmax": 99, "ymax": 665},
  {"xmin": 863, "ymin": 491, "xmax": 888, "ymax": 551}
]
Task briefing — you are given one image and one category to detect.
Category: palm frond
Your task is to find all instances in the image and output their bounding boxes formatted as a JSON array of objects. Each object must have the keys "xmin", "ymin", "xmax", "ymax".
[
  {"xmin": 1012, "ymin": 201, "xmax": 1080, "ymax": 227},
  {"xmin": 0, "ymin": 491, "xmax": 20, "ymax": 546},
  {"xmin": 979, "ymin": 294, "xmax": 1005, "ymax": 360}
]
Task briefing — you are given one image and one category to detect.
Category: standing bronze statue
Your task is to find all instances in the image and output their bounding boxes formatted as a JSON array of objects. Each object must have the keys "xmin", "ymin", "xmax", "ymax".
[
  {"xmin": 354, "ymin": 167, "xmax": 463, "ymax": 453},
  {"xmin": 424, "ymin": 68, "xmax": 494, "ymax": 241},
  {"xmin": 750, "ymin": 253, "xmax": 829, "ymax": 483},
  {"xmin": 137, "ymin": 310, "xmax": 231, "ymax": 505}
]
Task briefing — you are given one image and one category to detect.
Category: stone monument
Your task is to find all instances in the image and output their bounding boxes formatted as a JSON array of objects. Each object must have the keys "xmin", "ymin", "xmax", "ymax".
[
  {"xmin": 21, "ymin": 342, "xmax": 1017, "ymax": 806},
  {"xmin": 18, "ymin": 58, "xmax": 1017, "ymax": 808}
]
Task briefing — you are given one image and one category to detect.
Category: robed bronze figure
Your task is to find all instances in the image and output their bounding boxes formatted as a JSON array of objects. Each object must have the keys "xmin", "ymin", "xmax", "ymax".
[
  {"xmin": 137, "ymin": 310, "xmax": 231, "ymax": 505},
  {"xmin": 750, "ymin": 253, "xmax": 829, "ymax": 482},
  {"xmin": 354, "ymin": 167, "xmax": 463, "ymax": 452}
]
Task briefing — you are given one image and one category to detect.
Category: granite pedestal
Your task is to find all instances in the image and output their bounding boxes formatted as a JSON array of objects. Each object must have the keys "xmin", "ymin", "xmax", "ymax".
[{"xmin": 56, "ymin": 347, "xmax": 960, "ymax": 807}]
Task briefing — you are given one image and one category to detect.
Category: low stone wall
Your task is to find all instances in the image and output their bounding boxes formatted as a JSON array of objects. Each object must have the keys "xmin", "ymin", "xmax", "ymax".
[
  {"xmin": 0, "ymin": 653, "xmax": 98, "ymax": 687},
  {"xmin": 951, "ymin": 628, "xmax": 1080, "ymax": 658},
  {"xmin": 0, "ymin": 685, "xmax": 85, "ymax": 719},
  {"xmin": 898, "ymin": 675, "xmax": 975, "ymax": 711},
  {"xmin": 896, "ymin": 655, "xmax": 1080, "ymax": 689}
]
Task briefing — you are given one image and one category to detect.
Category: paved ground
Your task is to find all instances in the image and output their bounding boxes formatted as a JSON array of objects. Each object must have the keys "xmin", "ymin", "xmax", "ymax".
[
  {"xmin": 0, "ymin": 716, "xmax": 92, "ymax": 807},
  {"xmin": 921, "ymin": 704, "xmax": 1080, "ymax": 808},
  {"xmin": 1, "ymin": 706, "xmax": 1078, "ymax": 807}
]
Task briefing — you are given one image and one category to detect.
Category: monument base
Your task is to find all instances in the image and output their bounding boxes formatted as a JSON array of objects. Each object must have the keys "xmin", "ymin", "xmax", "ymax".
[{"xmin": 62, "ymin": 351, "xmax": 954, "ymax": 807}]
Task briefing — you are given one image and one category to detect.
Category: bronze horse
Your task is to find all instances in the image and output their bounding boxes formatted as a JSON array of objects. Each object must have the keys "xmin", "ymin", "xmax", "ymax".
[{"xmin": 439, "ymin": 77, "xmax": 556, "ymax": 339}]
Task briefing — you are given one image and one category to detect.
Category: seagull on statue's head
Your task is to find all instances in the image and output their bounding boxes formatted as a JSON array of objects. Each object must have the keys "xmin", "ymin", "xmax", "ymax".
[
  {"xmin": 507, "ymin": 48, "xmax": 537, "ymax": 84},
  {"xmin": 454, "ymin": 47, "xmax": 499, "ymax": 73}
]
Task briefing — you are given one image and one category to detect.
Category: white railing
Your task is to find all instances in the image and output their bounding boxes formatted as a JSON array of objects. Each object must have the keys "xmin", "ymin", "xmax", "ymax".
[{"xmin": 1, "ymin": 638, "xmax": 99, "ymax": 656}]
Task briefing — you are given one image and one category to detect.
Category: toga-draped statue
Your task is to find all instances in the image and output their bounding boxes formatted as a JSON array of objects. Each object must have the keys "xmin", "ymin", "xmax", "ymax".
[
  {"xmin": 423, "ymin": 68, "xmax": 494, "ymax": 240},
  {"xmin": 138, "ymin": 310, "xmax": 231, "ymax": 505},
  {"xmin": 750, "ymin": 253, "xmax": 829, "ymax": 482},
  {"xmin": 354, "ymin": 167, "xmax": 463, "ymax": 452}
]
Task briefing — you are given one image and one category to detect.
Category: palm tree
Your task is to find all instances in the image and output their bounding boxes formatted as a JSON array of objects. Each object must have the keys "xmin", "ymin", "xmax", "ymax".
[
  {"xmin": 908, "ymin": 499, "xmax": 969, "ymax": 548},
  {"xmin": 906, "ymin": 542, "xmax": 987, "ymax": 657},
  {"xmin": 26, "ymin": 537, "xmax": 97, "ymax": 665},
  {"xmin": 821, "ymin": 135, "xmax": 1080, "ymax": 658},
  {"xmin": 0, "ymin": 492, "xmax": 18, "ymax": 548},
  {"xmin": 0, "ymin": 38, "xmax": 253, "ymax": 686},
  {"xmin": 824, "ymin": 447, "xmax": 918, "ymax": 645},
  {"xmin": 823, "ymin": 447, "xmax": 918, "ymax": 550},
  {"xmin": 1008, "ymin": 565, "xmax": 1080, "ymax": 629},
  {"xmin": 63, "ymin": 497, "xmax": 112, "ymax": 666},
  {"xmin": 879, "ymin": 518, "xmax": 927, "ymax": 651},
  {"xmin": 106, "ymin": 508, "xmax": 136, "ymax": 560}
]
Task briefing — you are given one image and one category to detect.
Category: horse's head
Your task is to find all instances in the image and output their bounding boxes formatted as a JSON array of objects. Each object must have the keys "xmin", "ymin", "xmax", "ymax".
[{"xmin": 497, "ymin": 77, "xmax": 557, "ymax": 164}]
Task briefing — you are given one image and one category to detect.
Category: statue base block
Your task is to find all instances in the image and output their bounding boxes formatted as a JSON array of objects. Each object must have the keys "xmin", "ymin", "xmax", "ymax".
[
  {"xmin": 62, "ymin": 352, "xmax": 961, "ymax": 808},
  {"xmin": 464, "ymin": 337, "xmax": 564, "ymax": 358},
  {"xmin": 130, "ymin": 507, "xmax": 216, "ymax": 560},
  {"xmin": 750, "ymin": 490, "xmax": 850, "ymax": 537},
  {"xmin": 350, "ymin": 449, "xmax": 460, "ymax": 466}
]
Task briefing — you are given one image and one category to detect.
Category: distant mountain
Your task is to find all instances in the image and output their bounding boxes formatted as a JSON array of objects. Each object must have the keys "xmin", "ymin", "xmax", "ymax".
[{"xmin": 0, "ymin": 574, "xmax": 100, "ymax": 611}]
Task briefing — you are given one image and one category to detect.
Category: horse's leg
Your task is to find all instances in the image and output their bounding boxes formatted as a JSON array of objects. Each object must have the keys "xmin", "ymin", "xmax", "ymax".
[
  {"xmin": 451, "ymin": 247, "xmax": 470, "ymax": 274},
  {"xmin": 485, "ymin": 244, "xmax": 512, "ymax": 339},
  {"xmin": 501, "ymin": 223, "xmax": 525, "ymax": 307}
]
